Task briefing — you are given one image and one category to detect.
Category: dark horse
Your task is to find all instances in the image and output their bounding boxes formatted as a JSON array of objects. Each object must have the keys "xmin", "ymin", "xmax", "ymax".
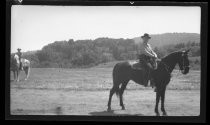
[{"xmin": 107, "ymin": 50, "xmax": 190, "ymax": 116}]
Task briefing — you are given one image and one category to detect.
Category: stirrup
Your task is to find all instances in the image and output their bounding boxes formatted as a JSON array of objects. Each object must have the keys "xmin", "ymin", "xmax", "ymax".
[{"xmin": 143, "ymin": 81, "xmax": 149, "ymax": 87}]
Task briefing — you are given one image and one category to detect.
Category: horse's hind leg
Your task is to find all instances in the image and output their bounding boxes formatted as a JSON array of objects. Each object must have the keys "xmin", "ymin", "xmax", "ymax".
[
  {"xmin": 17, "ymin": 71, "xmax": 20, "ymax": 82},
  {"xmin": 107, "ymin": 83, "xmax": 120, "ymax": 111},
  {"xmin": 155, "ymin": 89, "xmax": 161, "ymax": 116},
  {"xmin": 13, "ymin": 71, "xmax": 16, "ymax": 81},
  {"xmin": 24, "ymin": 67, "xmax": 30, "ymax": 80},
  {"xmin": 119, "ymin": 81, "xmax": 128, "ymax": 110}
]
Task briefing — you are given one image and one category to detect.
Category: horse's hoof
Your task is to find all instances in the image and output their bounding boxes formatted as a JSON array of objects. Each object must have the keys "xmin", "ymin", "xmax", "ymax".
[
  {"xmin": 163, "ymin": 112, "xmax": 167, "ymax": 116},
  {"xmin": 155, "ymin": 110, "xmax": 160, "ymax": 116},
  {"xmin": 107, "ymin": 107, "xmax": 111, "ymax": 112},
  {"xmin": 156, "ymin": 113, "xmax": 160, "ymax": 116}
]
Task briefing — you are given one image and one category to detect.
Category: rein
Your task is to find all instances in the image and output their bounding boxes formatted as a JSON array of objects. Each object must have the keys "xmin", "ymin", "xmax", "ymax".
[
  {"xmin": 159, "ymin": 61, "xmax": 171, "ymax": 74},
  {"xmin": 159, "ymin": 61, "xmax": 179, "ymax": 80}
]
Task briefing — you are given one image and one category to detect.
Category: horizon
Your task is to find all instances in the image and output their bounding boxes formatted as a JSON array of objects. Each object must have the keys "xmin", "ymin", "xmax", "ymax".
[
  {"xmin": 12, "ymin": 32, "xmax": 199, "ymax": 53},
  {"xmin": 11, "ymin": 6, "xmax": 201, "ymax": 53}
]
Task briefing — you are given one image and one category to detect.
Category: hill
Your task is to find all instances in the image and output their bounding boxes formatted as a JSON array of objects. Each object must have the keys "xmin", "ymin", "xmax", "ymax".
[
  {"xmin": 133, "ymin": 33, "xmax": 200, "ymax": 47},
  {"xmin": 15, "ymin": 33, "xmax": 200, "ymax": 70}
]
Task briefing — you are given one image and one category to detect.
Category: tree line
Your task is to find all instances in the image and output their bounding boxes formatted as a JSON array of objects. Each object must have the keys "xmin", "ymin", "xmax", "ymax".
[{"xmin": 22, "ymin": 38, "xmax": 200, "ymax": 69}]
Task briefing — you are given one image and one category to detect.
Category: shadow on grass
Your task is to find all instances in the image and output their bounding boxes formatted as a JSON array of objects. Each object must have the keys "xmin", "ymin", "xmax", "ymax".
[
  {"xmin": 10, "ymin": 79, "xmax": 26, "ymax": 83},
  {"xmin": 11, "ymin": 107, "xmax": 63, "ymax": 115},
  {"xmin": 89, "ymin": 110, "xmax": 144, "ymax": 116}
]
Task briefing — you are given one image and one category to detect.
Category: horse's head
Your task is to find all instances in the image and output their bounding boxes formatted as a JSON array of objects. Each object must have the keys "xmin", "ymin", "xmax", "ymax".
[
  {"xmin": 177, "ymin": 49, "xmax": 190, "ymax": 74},
  {"xmin": 11, "ymin": 54, "xmax": 20, "ymax": 65}
]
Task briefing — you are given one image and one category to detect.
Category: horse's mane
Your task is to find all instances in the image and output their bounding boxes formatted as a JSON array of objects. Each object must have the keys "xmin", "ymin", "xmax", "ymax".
[{"xmin": 161, "ymin": 51, "xmax": 182, "ymax": 61}]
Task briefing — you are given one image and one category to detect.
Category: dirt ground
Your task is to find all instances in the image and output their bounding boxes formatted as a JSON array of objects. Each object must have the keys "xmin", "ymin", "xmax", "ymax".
[
  {"xmin": 11, "ymin": 88, "xmax": 200, "ymax": 116},
  {"xmin": 10, "ymin": 67, "xmax": 200, "ymax": 116}
]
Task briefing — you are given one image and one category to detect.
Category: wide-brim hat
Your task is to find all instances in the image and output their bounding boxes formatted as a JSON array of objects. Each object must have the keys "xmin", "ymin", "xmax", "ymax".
[
  {"xmin": 141, "ymin": 33, "xmax": 151, "ymax": 39},
  {"xmin": 17, "ymin": 48, "xmax": 21, "ymax": 51}
]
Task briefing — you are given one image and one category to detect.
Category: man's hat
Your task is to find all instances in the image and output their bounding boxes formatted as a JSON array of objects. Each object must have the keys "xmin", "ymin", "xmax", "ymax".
[
  {"xmin": 141, "ymin": 33, "xmax": 151, "ymax": 39},
  {"xmin": 17, "ymin": 48, "xmax": 21, "ymax": 51}
]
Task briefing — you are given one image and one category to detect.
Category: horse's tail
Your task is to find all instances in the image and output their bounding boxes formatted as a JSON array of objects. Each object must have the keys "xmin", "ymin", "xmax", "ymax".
[
  {"xmin": 115, "ymin": 85, "xmax": 120, "ymax": 98},
  {"xmin": 112, "ymin": 63, "xmax": 120, "ymax": 98}
]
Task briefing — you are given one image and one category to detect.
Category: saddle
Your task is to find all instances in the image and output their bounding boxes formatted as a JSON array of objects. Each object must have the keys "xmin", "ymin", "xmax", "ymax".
[
  {"xmin": 131, "ymin": 61, "xmax": 144, "ymax": 70},
  {"xmin": 131, "ymin": 55, "xmax": 153, "ymax": 70},
  {"xmin": 130, "ymin": 60, "xmax": 151, "ymax": 87}
]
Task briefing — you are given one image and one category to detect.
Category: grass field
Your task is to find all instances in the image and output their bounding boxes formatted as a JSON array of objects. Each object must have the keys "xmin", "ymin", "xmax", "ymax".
[
  {"xmin": 10, "ymin": 61, "xmax": 201, "ymax": 116},
  {"xmin": 11, "ymin": 61, "xmax": 200, "ymax": 91}
]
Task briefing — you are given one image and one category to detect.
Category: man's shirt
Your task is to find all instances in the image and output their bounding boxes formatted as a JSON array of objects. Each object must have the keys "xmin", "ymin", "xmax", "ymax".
[
  {"xmin": 139, "ymin": 42, "xmax": 157, "ymax": 58},
  {"xmin": 16, "ymin": 52, "xmax": 22, "ymax": 59}
]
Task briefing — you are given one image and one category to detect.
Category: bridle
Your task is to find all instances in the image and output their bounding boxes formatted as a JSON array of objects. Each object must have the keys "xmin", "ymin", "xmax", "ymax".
[
  {"xmin": 180, "ymin": 54, "xmax": 190, "ymax": 73},
  {"xmin": 159, "ymin": 54, "xmax": 190, "ymax": 75}
]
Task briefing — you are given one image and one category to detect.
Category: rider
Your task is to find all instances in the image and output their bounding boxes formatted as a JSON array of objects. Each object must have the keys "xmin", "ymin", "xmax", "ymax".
[
  {"xmin": 17, "ymin": 48, "xmax": 23, "ymax": 70},
  {"xmin": 137, "ymin": 33, "xmax": 160, "ymax": 91}
]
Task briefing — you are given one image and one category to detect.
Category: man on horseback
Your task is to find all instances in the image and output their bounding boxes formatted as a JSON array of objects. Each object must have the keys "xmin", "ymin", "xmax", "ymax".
[
  {"xmin": 133, "ymin": 33, "xmax": 160, "ymax": 90},
  {"xmin": 16, "ymin": 48, "xmax": 23, "ymax": 70}
]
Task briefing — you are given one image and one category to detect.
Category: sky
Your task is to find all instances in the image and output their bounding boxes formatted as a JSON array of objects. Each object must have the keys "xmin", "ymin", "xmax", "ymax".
[{"xmin": 11, "ymin": 6, "xmax": 201, "ymax": 53}]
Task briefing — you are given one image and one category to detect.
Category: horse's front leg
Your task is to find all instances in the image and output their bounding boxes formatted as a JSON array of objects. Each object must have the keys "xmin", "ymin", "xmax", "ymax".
[
  {"xmin": 17, "ymin": 70, "xmax": 20, "ymax": 82},
  {"xmin": 155, "ymin": 90, "xmax": 161, "ymax": 116},
  {"xmin": 107, "ymin": 86, "xmax": 116, "ymax": 111},
  {"xmin": 161, "ymin": 86, "xmax": 167, "ymax": 116}
]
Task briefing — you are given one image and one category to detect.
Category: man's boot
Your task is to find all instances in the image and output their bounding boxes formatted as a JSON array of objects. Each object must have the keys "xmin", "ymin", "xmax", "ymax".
[
  {"xmin": 150, "ymin": 78, "xmax": 155, "ymax": 88},
  {"xmin": 143, "ymin": 79, "xmax": 149, "ymax": 87},
  {"xmin": 150, "ymin": 79, "xmax": 157, "ymax": 92},
  {"xmin": 154, "ymin": 87, "xmax": 157, "ymax": 92}
]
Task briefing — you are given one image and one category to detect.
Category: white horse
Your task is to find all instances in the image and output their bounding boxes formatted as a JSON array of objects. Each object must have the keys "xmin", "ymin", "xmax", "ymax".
[{"xmin": 11, "ymin": 54, "xmax": 30, "ymax": 82}]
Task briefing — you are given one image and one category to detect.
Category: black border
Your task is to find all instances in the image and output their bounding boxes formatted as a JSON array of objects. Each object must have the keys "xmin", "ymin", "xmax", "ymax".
[{"xmin": 5, "ymin": 0, "xmax": 207, "ymax": 123}]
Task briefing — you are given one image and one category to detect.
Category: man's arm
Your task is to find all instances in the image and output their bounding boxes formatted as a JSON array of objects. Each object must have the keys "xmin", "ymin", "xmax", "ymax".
[
  {"xmin": 139, "ymin": 43, "xmax": 157, "ymax": 58},
  {"xmin": 144, "ymin": 47, "xmax": 156, "ymax": 57},
  {"xmin": 152, "ymin": 51, "xmax": 157, "ymax": 58},
  {"xmin": 148, "ymin": 44, "xmax": 157, "ymax": 58},
  {"xmin": 148, "ymin": 45, "xmax": 162, "ymax": 61}
]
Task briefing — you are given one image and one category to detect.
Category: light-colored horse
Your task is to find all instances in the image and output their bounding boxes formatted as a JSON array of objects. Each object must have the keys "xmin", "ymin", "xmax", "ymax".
[{"xmin": 10, "ymin": 54, "xmax": 30, "ymax": 82}]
